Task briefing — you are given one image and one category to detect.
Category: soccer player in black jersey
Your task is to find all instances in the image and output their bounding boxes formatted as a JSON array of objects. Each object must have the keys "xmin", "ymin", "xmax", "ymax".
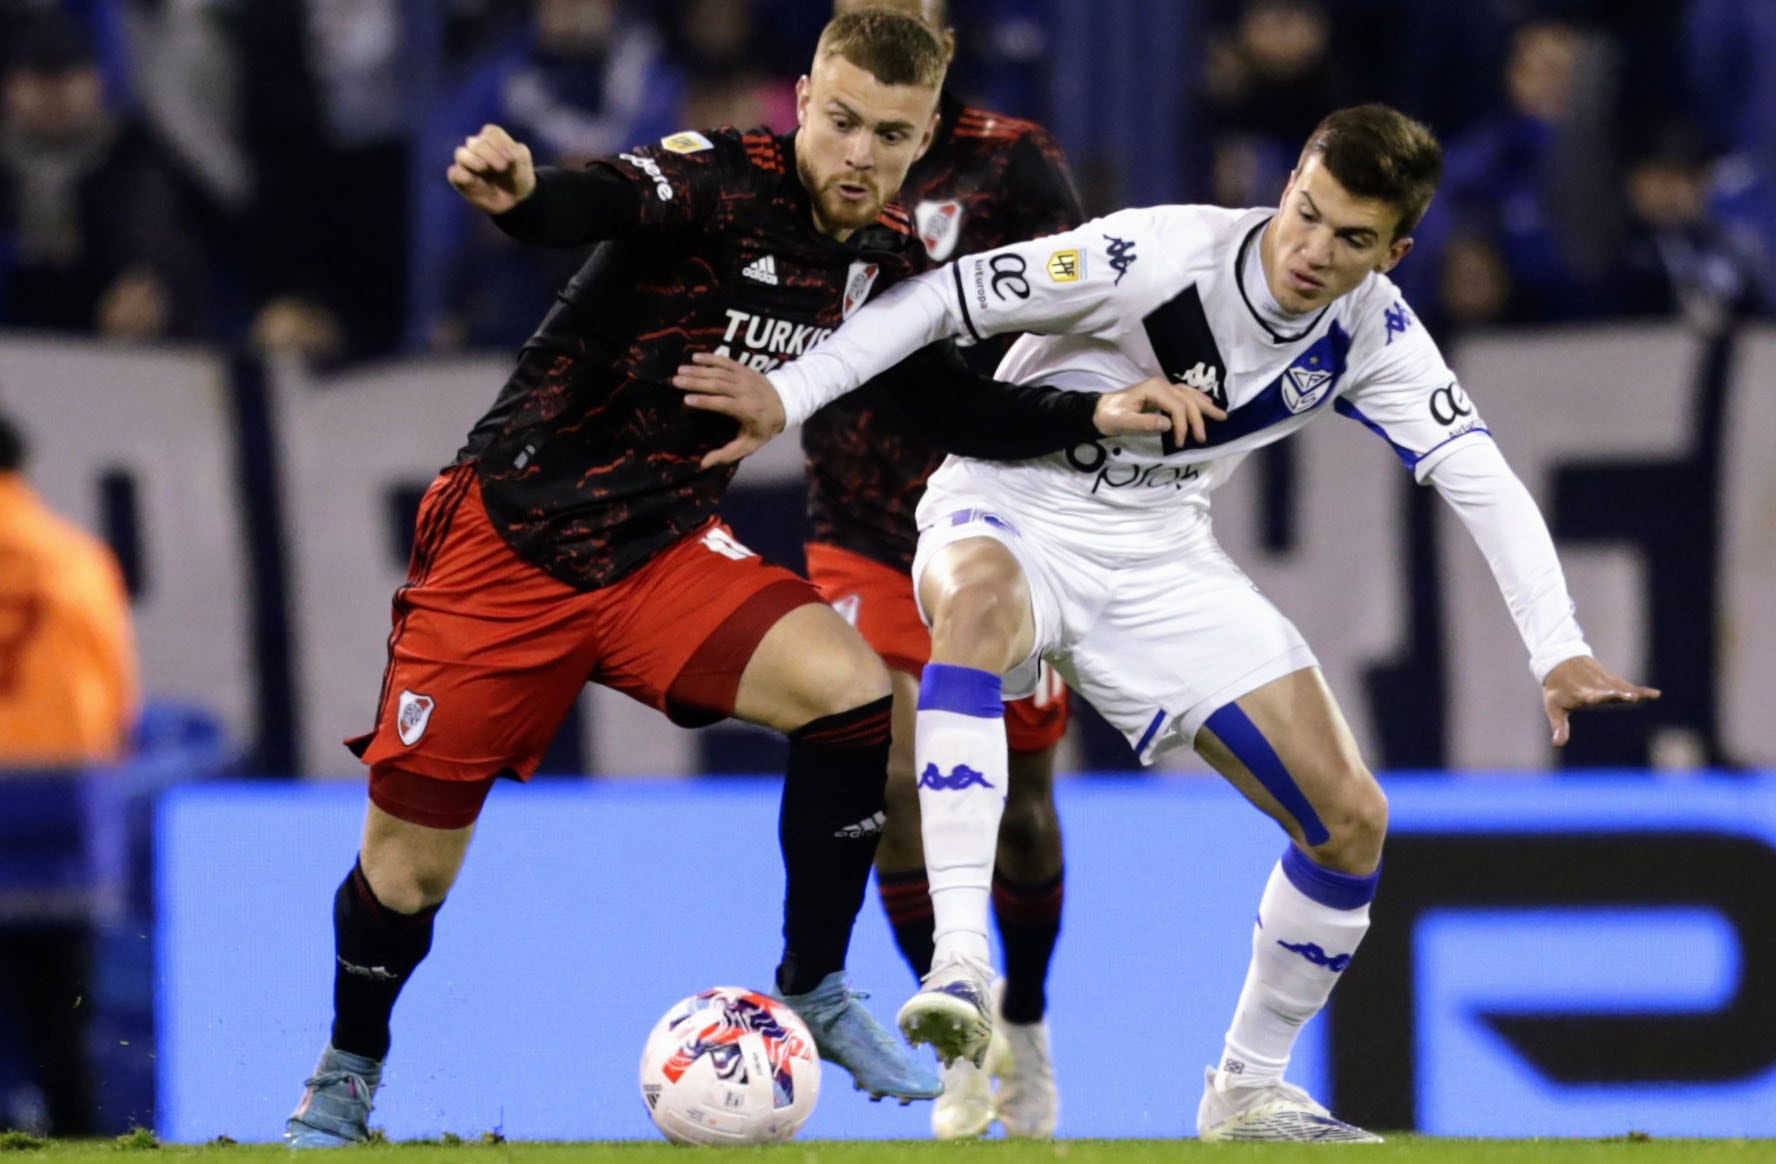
[
  {"xmin": 283, "ymin": 10, "xmax": 1203, "ymax": 1147},
  {"xmin": 797, "ymin": 0, "xmax": 1081, "ymax": 1139}
]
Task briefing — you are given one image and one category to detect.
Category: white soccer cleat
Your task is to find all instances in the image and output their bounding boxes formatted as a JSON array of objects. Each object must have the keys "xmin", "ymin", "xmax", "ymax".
[
  {"xmin": 929, "ymin": 1055, "xmax": 994, "ymax": 1140},
  {"xmin": 1197, "ymin": 1066, "xmax": 1382, "ymax": 1143},
  {"xmin": 993, "ymin": 1010, "xmax": 1057, "ymax": 1138},
  {"xmin": 897, "ymin": 954, "xmax": 995, "ymax": 1067}
]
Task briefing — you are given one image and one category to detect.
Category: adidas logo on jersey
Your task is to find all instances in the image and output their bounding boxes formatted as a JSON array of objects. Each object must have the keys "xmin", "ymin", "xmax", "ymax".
[{"xmin": 741, "ymin": 255, "xmax": 779, "ymax": 285}]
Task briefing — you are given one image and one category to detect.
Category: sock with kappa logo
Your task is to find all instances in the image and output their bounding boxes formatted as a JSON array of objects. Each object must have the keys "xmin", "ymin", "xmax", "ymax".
[
  {"xmin": 775, "ymin": 696, "xmax": 892, "ymax": 997},
  {"xmin": 1216, "ymin": 846, "xmax": 1377, "ymax": 1088},
  {"xmin": 916, "ymin": 663, "xmax": 1006, "ymax": 968},
  {"xmin": 330, "ymin": 860, "xmax": 440, "ymax": 1061}
]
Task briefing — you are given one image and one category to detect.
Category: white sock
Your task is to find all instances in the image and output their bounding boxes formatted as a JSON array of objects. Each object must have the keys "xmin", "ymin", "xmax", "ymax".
[
  {"xmin": 915, "ymin": 663, "xmax": 1006, "ymax": 968},
  {"xmin": 1217, "ymin": 848, "xmax": 1377, "ymax": 1087}
]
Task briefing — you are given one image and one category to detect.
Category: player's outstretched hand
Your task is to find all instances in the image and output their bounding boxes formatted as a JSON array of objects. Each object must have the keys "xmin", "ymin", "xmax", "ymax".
[
  {"xmin": 672, "ymin": 352, "xmax": 787, "ymax": 468},
  {"xmin": 447, "ymin": 124, "xmax": 536, "ymax": 214},
  {"xmin": 1542, "ymin": 656, "xmax": 1661, "ymax": 747},
  {"xmin": 1093, "ymin": 377, "xmax": 1228, "ymax": 442}
]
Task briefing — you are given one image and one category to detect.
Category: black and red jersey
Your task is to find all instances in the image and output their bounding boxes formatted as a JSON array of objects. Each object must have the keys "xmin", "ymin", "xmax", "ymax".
[
  {"xmin": 457, "ymin": 128, "xmax": 923, "ymax": 590},
  {"xmin": 801, "ymin": 92, "xmax": 1084, "ymax": 571}
]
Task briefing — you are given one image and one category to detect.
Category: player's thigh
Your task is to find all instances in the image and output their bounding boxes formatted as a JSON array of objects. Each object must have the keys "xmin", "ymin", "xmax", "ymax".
[
  {"xmin": 731, "ymin": 602, "xmax": 890, "ymax": 731},
  {"xmin": 592, "ymin": 520, "xmax": 874, "ymax": 733},
  {"xmin": 1196, "ymin": 667, "xmax": 1386, "ymax": 872},
  {"xmin": 913, "ymin": 508, "xmax": 1079, "ymax": 695}
]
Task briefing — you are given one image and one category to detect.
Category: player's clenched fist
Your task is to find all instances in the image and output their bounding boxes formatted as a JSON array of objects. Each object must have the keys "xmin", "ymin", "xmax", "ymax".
[{"xmin": 446, "ymin": 124, "xmax": 536, "ymax": 214}]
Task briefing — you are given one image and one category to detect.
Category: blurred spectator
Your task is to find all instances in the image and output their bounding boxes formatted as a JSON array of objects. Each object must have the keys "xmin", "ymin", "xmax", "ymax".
[
  {"xmin": 1200, "ymin": 0, "xmax": 1352, "ymax": 208},
  {"xmin": 1426, "ymin": 18, "xmax": 1623, "ymax": 325},
  {"xmin": 236, "ymin": 0, "xmax": 415, "ymax": 362},
  {"xmin": 1708, "ymin": 153, "xmax": 1776, "ymax": 317},
  {"xmin": 499, "ymin": 0, "xmax": 679, "ymax": 166},
  {"xmin": 0, "ymin": 409, "xmax": 137, "ymax": 1136},
  {"xmin": 0, "ymin": 11, "xmax": 206, "ymax": 341},
  {"xmin": 1611, "ymin": 124, "xmax": 1752, "ymax": 327},
  {"xmin": 1687, "ymin": 0, "xmax": 1776, "ymax": 169},
  {"xmin": 664, "ymin": 0, "xmax": 796, "ymax": 133}
]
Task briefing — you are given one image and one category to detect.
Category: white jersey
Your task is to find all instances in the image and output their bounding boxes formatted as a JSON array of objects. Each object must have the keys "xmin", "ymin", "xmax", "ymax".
[{"xmin": 769, "ymin": 204, "xmax": 1590, "ymax": 680}]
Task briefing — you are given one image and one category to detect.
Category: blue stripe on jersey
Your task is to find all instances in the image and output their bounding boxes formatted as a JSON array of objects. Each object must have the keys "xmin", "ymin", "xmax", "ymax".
[
  {"xmin": 1334, "ymin": 397, "xmax": 1493, "ymax": 470},
  {"xmin": 1196, "ymin": 323, "xmax": 1352, "ymax": 448},
  {"xmin": 1204, "ymin": 703, "xmax": 1331, "ymax": 846}
]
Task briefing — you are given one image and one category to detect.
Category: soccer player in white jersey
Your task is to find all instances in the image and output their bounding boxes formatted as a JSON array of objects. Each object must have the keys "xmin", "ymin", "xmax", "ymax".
[{"xmin": 672, "ymin": 104, "xmax": 1659, "ymax": 1142}]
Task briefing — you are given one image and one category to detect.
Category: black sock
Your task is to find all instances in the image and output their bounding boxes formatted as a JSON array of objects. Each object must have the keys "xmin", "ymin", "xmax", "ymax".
[
  {"xmin": 775, "ymin": 696, "xmax": 891, "ymax": 996},
  {"xmin": 992, "ymin": 867, "xmax": 1064, "ymax": 1024},
  {"xmin": 876, "ymin": 868, "xmax": 935, "ymax": 982},
  {"xmin": 330, "ymin": 860, "xmax": 440, "ymax": 1060}
]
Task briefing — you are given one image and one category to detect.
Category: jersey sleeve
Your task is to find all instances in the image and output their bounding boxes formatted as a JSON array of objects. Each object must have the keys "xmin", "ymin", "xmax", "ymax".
[
  {"xmin": 946, "ymin": 207, "xmax": 1172, "ymax": 343},
  {"xmin": 1332, "ymin": 291, "xmax": 1491, "ymax": 481},
  {"xmin": 594, "ymin": 129, "xmax": 735, "ymax": 235}
]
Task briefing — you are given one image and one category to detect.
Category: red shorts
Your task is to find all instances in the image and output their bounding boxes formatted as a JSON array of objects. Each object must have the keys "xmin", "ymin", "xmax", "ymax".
[
  {"xmin": 804, "ymin": 541, "xmax": 1068, "ymax": 752},
  {"xmin": 352, "ymin": 466, "xmax": 821, "ymax": 803}
]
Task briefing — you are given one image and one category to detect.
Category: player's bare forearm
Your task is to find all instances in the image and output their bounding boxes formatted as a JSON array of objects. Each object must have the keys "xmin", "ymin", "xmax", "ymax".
[{"xmin": 1541, "ymin": 656, "xmax": 1661, "ymax": 747}]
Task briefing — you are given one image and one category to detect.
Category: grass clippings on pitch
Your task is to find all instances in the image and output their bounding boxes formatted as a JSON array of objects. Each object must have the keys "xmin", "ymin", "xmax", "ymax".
[{"xmin": 6, "ymin": 1133, "xmax": 1776, "ymax": 1164}]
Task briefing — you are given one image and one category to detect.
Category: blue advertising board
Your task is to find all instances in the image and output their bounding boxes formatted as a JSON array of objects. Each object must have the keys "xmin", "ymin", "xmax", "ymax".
[{"xmin": 156, "ymin": 774, "xmax": 1776, "ymax": 1141}]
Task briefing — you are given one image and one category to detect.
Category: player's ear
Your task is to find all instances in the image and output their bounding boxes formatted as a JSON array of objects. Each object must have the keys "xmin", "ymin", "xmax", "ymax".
[
  {"xmin": 913, "ymin": 103, "xmax": 940, "ymax": 162},
  {"xmin": 794, "ymin": 75, "xmax": 811, "ymax": 126},
  {"xmin": 1377, "ymin": 235, "xmax": 1414, "ymax": 273},
  {"xmin": 939, "ymin": 26, "xmax": 957, "ymax": 65}
]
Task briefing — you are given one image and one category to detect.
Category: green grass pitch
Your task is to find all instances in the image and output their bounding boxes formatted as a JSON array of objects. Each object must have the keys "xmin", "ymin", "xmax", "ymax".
[{"xmin": 6, "ymin": 1130, "xmax": 1776, "ymax": 1164}]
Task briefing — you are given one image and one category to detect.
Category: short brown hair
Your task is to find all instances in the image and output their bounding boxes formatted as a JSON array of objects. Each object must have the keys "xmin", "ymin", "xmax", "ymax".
[
  {"xmin": 1301, "ymin": 104, "xmax": 1444, "ymax": 238},
  {"xmin": 815, "ymin": 8, "xmax": 948, "ymax": 89}
]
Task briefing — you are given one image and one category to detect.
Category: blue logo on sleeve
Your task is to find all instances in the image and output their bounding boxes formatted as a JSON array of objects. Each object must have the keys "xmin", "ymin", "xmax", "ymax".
[
  {"xmin": 1384, "ymin": 300, "xmax": 1415, "ymax": 344},
  {"xmin": 918, "ymin": 763, "xmax": 997, "ymax": 791},
  {"xmin": 1105, "ymin": 235, "xmax": 1138, "ymax": 285}
]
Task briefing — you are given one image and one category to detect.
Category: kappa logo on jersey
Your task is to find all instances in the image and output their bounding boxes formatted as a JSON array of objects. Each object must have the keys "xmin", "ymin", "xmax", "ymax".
[
  {"xmin": 395, "ymin": 690, "xmax": 435, "ymax": 746},
  {"xmin": 843, "ymin": 261, "xmax": 880, "ymax": 319},
  {"xmin": 1173, "ymin": 360, "xmax": 1226, "ymax": 409},
  {"xmin": 660, "ymin": 130, "xmax": 713, "ymax": 154},
  {"xmin": 1105, "ymin": 234, "xmax": 1138, "ymax": 284},
  {"xmin": 1384, "ymin": 299, "xmax": 1415, "ymax": 344},
  {"xmin": 1046, "ymin": 249, "xmax": 1084, "ymax": 282},
  {"xmin": 915, "ymin": 199, "xmax": 964, "ymax": 260},
  {"xmin": 617, "ymin": 151, "xmax": 674, "ymax": 201},
  {"xmin": 918, "ymin": 762, "xmax": 996, "ymax": 791},
  {"xmin": 741, "ymin": 254, "xmax": 779, "ymax": 285}
]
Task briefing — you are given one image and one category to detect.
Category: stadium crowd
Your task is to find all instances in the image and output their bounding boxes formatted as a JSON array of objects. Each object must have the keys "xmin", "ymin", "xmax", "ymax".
[{"xmin": 0, "ymin": 0, "xmax": 1772, "ymax": 361}]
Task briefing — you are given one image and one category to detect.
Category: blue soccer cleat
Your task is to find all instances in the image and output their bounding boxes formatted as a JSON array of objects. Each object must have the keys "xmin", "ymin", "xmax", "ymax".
[
  {"xmin": 777, "ymin": 971, "xmax": 942, "ymax": 1103},
  {"xmin": 897, "ymin": 954, "xmax": 995, "ymax": 1068},
  {"xmin": 284, "ymin": 1045, "xmax": 381, "ymax": 1149}
]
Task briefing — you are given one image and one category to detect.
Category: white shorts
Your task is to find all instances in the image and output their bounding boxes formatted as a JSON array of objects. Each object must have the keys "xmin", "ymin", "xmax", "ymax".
[{"xmin": 912, "ymin": 501, "xmax": 1317, "ymax": 765}]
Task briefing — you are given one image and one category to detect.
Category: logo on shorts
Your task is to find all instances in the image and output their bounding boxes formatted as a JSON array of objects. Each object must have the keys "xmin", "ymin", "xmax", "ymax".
[
  {"xmin": 830, "ymin": 593, "xmax": 862, "ymax": 626},
  {"xmin": 396, "ymin": 690, "xmax": 435, "ymax": 746}
]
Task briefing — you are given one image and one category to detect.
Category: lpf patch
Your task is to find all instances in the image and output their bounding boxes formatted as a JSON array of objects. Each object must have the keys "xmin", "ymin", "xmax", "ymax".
[
  {"xmin": 914, "ymin": 199, "xmax": 964, "ymax": 260},
  {"xmin": 843, "ymin": 261, "xmax": 880, "ymax": 319},
  {"xmin": 396, "ymin": 690, "xmax": 435, "ymax": 746}
]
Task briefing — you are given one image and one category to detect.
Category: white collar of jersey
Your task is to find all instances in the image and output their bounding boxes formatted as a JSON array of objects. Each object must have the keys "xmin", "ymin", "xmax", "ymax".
[{"xmin": 1236, "ymin": 216, "xmax": 1330, "ymax": 345}]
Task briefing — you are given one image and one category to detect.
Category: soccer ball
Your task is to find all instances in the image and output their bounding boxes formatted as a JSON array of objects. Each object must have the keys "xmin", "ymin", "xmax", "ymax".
[{"xmin": 638, "ymin": 986, "xmax": 822, "ymax": 1145}]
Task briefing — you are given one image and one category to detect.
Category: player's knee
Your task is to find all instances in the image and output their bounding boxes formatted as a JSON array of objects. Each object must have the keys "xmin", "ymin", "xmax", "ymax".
[
  {"xmin": 360, "ymin": 855, "xmax": 454, "ymax": 914},
  {"xmin": 1309, "ymin": 773, "xmax": 1388, "ymax": 874},
  {"xmin": 929, "ymin": 577, "xmax": 1025, "ymax": 668},
  {"xmin": 997, "ymin": 793, "xmax": 1057, "ymax": 856}
]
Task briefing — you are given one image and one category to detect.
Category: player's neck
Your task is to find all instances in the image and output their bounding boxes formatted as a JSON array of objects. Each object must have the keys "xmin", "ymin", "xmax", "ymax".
[{"xmin": 1250, "ymin": 221, "xmax": 1315, "ymax": 328}]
